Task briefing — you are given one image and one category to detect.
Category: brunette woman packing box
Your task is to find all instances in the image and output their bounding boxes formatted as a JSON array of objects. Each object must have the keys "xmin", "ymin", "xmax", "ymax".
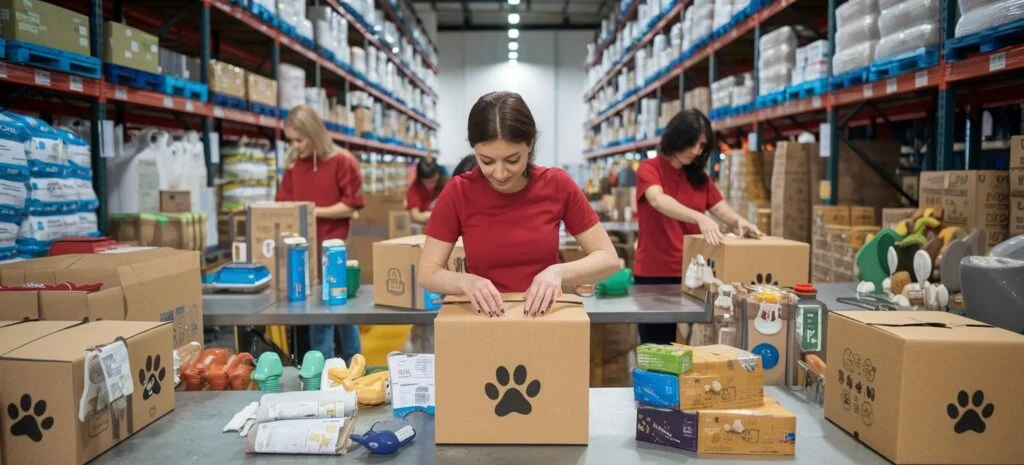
[
  {"xmin": 275, "ymin": 105, "xmax": 365, "ymax": 362},
  {"xmin": 417, "ymin": 91, "xmax": 620, "ymax": 316},
  {"xmin": 406, "ymin": 157, "xmax": 447, "ymax": 226},
  {"xmin": 634, "ymin": 109, "xmax": 763, "ymax": 344}
]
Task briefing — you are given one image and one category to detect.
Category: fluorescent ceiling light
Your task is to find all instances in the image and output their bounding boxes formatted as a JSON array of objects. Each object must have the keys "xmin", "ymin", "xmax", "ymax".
[
  {"xmin": 508, "ymin": 28, "xmax": 520, "ymax": 39},
  {"xmin": 509, "ymin": 51, "xmax": 519, "ymax": 60},
  {"xmin": 508, "ymin": 41, "xmax": 519, "ymax": 51},
  {"xmin": 509, "ymin": 0, "xmax": 521, "ymax": 4},
  {"xmin": 508, "ymin": 13, "xmax": 520, "ymax": 24}
]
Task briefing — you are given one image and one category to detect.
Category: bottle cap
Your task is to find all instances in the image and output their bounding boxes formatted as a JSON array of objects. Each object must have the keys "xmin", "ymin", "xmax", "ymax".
[{"xmin": 793, "ymin": 283, "xmax": 817, "ymax": 295}]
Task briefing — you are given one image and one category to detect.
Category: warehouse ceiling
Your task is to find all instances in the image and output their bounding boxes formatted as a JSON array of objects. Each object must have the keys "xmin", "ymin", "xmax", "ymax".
[{"xmin": 411, "ymin": 0, "xmax": 609, "ymax": 30}]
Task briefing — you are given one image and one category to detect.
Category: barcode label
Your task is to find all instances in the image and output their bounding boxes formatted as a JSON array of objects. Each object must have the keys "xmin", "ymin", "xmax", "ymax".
[
  {"xmin": 886, "ymin": 78, "xmax": 897, "ymax": 94},
  {"xmin": 70, "ymin": 76, "xmax": 83, "ymax": 92},
  {"xmin": 812, "ymin": 96, "xmax": 822, "ymax": 108},
  {"xmin": 990, "ymin": 52, "xmax": 1006, "ymax": 72},
  {"xmin": 34, "ymin": 70, "xmax": 50, "ymax": 86},
  {"xmin": 915, "ymin": 71, "xmax": 928, "ymax": 88},
  {"xmin": 163, "ymin": 96, "xmax": 173, "ymax": 108},
  {"xmin": 98, "ymin": 341, "xmax": 134, "ymax": 401},
  {"xmin": 414, "ymin": 385, "xmax": 430, "ymax": 405},
  {"xmin": 398, "ymin": 369, "xmax": 412, "ymax": 378},
  {"xmin": 115, "ymin": 87, "xmax": 128, "ymax": 100}
]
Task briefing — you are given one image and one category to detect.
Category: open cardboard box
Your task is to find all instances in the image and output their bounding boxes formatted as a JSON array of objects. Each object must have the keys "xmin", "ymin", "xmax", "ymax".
[
  {"xmin": 682, "ymin": 235, "xmax": 810, "ymax": 300},
  {"xmin": 825, "ymin": 311, "xmax": 1024, "ymax": 464},
  {"xmin": 372, "ymin": 235, "xmax": 466, "ymax": 310},
  {"xmin": 0, "ymin": 320, "xmax": 174, "ymax": 465},
  {"xmin": 434, "ymin": 293, "xmax": 589, "ymax": 444},
  {"xmin": 0, "ymin": 287, "xmax": 124, "ymax": 322}
]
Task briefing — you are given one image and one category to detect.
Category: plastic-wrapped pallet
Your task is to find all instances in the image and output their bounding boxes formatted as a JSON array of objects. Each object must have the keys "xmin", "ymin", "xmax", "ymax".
[
  {"xmin": 690, "ymin": 3, "xmax": 714, "ymax": 43},
  {"xmin": 351, "ymin": 47, "xmax": 367, "ymax": 75},
  {"xmin": 874, "ymin": 0, "xmax": 940, "ymax": 61},
  {"xmin": 792, "ymin": 40, "xmax": 829, "ymax": 86},
  {"xmin": 711, "ymin": 75, "xmax": 737, "ymax": 110},
  {"xmin": 276, "ymin": 0, "xmax": 306, "ymax": 29},
  {"xmin": 758, "ymin": 27, "xmax": 796, "ymax": 95},
  {"xmin": 957, "ymin": 0, "xmax": 1024, "ymax": 37},
  {"xmin": 279, "ymin": 63, "xmax": 306, "ymax": 111},
  {"xmin": 833, "ymin": 0, "xmax": 880, "ymax": 75},
  {"xmin": 713, "ymin": 0, "xmax": 733, "ymax": 30}
]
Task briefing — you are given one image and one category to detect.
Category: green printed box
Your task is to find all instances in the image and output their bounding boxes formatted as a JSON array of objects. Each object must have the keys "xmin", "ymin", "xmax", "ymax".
[{"xmin": 637, "ymin": 344, "xmax": 693, "ymax": 375}]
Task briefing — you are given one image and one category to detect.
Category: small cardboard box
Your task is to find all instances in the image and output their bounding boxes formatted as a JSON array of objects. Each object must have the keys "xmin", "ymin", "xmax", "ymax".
[
  {"xmin": 881, "ymin": 208, "xmax": 917, "ymax": 228},
  {"xmin": 1011, "ymin": 135, "xmax": 1024, "ymax": 169},
  {"xmin": 825, "ymin": 311, "xmax": 1024, "ymax": 464},
  {"xmin": 941, "ymin": 170, "xmax": 1010, "ymax": 252},
  {"xmin": 681, "ymin": 236, "xmax": 810, "ymax": 300},
  {"xmin": 849, "ymin": 206, "xmax": 876, "ymax": 226},
  {"xmin": 104, "ymin": 21, "xmax": 160, "ymax": 74},
  {"xmin": 0, "ymin": 320, "xmax": 174, "ymax": 465},
  {"xmin": 246, "ymin": 202, "xmax": 318, "ymax": 289},
  {"xmin": 1012, "ymin": 197, "xmax": 1024, "ymax": 236},
  {"xmin": 678, "ymin": 344, "xmax": 765, "ymax": 410},
  {"xmin": 812, "ymin": 205, "xmax": 851, "ymax": 227},
  {"xmin": 372, "ymin": 235, "xmax": 466, "ymax": 310},
  {"xmin": 637, "ymin": 395, "xmax": 796, "ymax": 456},
  {"xmin": 0, "ymin": 287, "xmax": 124, "ymax": 322},
  {"xmin": 209, "ymin": 60, "xmax": 247, "ymax": 99},
  {"xmin": 159, "ymin": 190, "xmax": 191, "ymax": 213},
  {"xmin": 0, "ymin": 0, "xmax": 90, "ymax": 56},
  {"xmin": 245, "ymin": 73, "xmax": 278, "ymax": 107},
  {"xmin": 435, "ymin": 294, "xmax": 590, "ymax": 444},
  {"xmin": 1011, "ymin": 168, "xmax": 1024, "ymax": 197}
]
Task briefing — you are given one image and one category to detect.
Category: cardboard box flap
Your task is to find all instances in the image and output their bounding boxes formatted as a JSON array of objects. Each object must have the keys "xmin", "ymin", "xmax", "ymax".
[
  {"xmin": 5, "ymin": 321, "xmax": 169, "ymax": 362},
  {"xmin": 833, "ymin": 311, "xmax": 991, "ymax": 328},
  {"xmin": 832, "ymin": 311, "xmax": 1024, "ymax": 342},
  {"xmin": 380, "ymin": 234, "xmax": 464, "ymax": 247},
  {"xmin": 0, "ymin": 321, "xmax": 82, "ymax": 355},
  {"xmin": 443, "ymin": 293, "xmax": 584, "ymax": 305},
  {"xmin": 439, "ymin": 293, "xmax": 588, "ymax": 322}
]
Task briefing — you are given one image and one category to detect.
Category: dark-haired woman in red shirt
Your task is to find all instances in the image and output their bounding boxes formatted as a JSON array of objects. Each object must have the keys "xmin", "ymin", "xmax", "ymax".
[
  {"xmin": 417, "ymin": 91, "xmax": 620, "ymax": 316},
  {"xmin": 406, "ymin": 157, "xmax": 445, "ymax": 225}
]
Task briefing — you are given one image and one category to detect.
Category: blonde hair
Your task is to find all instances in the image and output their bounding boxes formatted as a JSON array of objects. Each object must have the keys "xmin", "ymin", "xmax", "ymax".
[{"xmin": 283, "ymin": 105, "xmax": 344, "ymax": 169}]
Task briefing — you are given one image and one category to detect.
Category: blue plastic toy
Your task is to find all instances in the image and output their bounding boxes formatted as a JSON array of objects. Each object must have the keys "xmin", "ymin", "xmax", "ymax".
[{"xmin": 350, "ymin": 422, "xmax": 416, "ymax": 455}]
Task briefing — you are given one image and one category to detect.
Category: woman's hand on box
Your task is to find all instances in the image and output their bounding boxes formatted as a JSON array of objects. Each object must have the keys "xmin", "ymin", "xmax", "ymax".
[
  {"xmin": 524, "ymin": 265, "xmax": 564, "ymax": 317},
  {"xmin": 458, "ymin": 274, "xmax": 505, "ymax": 317},
  {"xmin": 698, "ymin": 215, "xmax": 725, "ymax": 246},
  {"xmin": 735, "ymin": 218, "xmax": 764, "ymax": 238}
]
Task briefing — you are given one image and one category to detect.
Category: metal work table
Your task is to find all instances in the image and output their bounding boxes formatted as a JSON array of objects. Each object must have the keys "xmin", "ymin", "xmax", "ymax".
[
  {"xmin": 91, "ymin": 387, "xmax": 889, "ymax": 465},
  {"xmin": 203, "ymin": 284, "xmax": 712, "ymax": 326}
]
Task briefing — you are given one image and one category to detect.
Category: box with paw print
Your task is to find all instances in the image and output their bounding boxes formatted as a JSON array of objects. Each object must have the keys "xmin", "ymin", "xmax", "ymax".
[
  {"xmin": 825, "ymin": 311, "xmax": 1024, "ymax": 464},
  {"xmin": 434, "ymin": 294, "xmax": 589, "ymax": 444},
  {"xmin": 681, "ymin": 236, "xmax": 810, "ymax": 301},
  {"xmin": 0, "ymin": 320, "xmax": 174, "ymax": 465}
]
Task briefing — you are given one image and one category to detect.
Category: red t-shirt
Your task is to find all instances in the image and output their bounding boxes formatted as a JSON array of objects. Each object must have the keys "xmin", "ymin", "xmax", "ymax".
[
  {"xmin": 275, "ymin": 153, "xmax": 365, "ymax": 243},
  {"xmin": 405, "ymin": 181, "xmax": 440, "ymax": 212},
  {"xmin": 634, "ymin": 156, "xmax": 723, "ymax": 277},
  {"xmin": 425, "ymin": 166, "xmax": 600, "ymax": 292}
]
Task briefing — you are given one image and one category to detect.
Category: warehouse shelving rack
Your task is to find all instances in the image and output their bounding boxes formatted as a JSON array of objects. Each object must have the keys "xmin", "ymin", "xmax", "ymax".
[
  {"xmin": 0, "ymin": 0, "xmax": 440, "ymax": 235},
  {"xmin": 582, "ymin": 0, "xmax": 1024, "ymax": 206}
]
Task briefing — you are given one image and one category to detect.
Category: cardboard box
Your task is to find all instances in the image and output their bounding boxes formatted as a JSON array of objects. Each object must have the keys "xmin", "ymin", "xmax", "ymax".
[
  {"xmin": 919, "ymin": 171, "xmax": 947, "ymax": 208},
  {"xmin": 209, "ymin": 60, "xmax": 247, "ymax": 99},
  {"xmin": 825, "ymin": 311, "xmax": 1024, "ymax": 464},
  {"xmin": 108, "ymin": 213, "xmax": 159, "ymax": 246},
  {"xmin": 0, "ymin": 321, "xmax": 174, "ymax": 465},
  {"xmin": 245, "ymin": 73, "xmax": 278, "ymax": 107},
  {"xmin": 849, "ymin": 206, "xmax": 876, "ymax": 226},
  {"xmin": 637, "ymin": 395, "xmax": 796, "ymax": 456},
  {"xmin": 104, "ymin": 21, "xmax": 160, "ymax": 74},
  {"xmin": 1012, "ymin": 197, "xmax": 1024, "ymax": 236},
  {"xmin": 681, "ymin": 236, "xmax": 810, "ymax": 300},
  {"xmin": 434, "ymin": 294, "xmax": 590, "ymax": 444},
  {"xmin": 0, "ymin": 0, "xmax": 90, "ymax": 56},
  {"xmin": 0, "ymin": 287, "xmax": 124, "ymax": 322},
  {"xmin": 0, "ymin": 248, "xmax": 202, "ymax": 346},
  {"xmin": 246, "ymin": 202, "xmax": 318, "ymax": 290},
  {"xmin": 0, "ymin": 320, "xmax": 81, "ymax": 355},
  {"xmin": 590, "ymin": 324, "xmax": 637, "ymax": 387},
  {"xmin": 1011, "ymin": 135, "xmax": 1024, "ymax": 169},
  {"xmin": 881, "ymin": 208, "xmax": 917, "ymax": 228},
  {"xmin": 677, "ymin": 344, "xmax": 765, "ymax": 410},
  {"xmin": 942, "ymin": 170, "xmax": 1010, "ymax": 252},
  {"xmin": 1011, "ymin": 168, "xmax": 1024, "ymax": 197},
  {"xmin": 813, "ymin": 205, "xmax": 851, "ymax": 227},
  {"xmin": 372, "ymin": 235, "xmax": 466, "ymax": 310},
  {"xmin": 160, "ymin": 190, "xmax": 191, "ymax": 213}
]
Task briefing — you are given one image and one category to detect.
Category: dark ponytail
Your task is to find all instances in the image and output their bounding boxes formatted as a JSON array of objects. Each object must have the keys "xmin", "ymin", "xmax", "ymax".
[
  {"xmin": 416, "ymin": 157, "xmax": 447, "ymax": 190},
  {"xmin": 657, "ymin": 109, "xmax": 714, "ymax": 188}
]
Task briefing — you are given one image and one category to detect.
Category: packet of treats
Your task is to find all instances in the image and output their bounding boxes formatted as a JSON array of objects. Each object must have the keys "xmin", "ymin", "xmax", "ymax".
[{"xmin": 245, "ymin": 417, "xmax": 356, "ymax": 455}]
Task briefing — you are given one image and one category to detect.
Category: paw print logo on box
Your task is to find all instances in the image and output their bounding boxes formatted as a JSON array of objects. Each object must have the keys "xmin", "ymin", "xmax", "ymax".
[
  {"xmin": 385, "ymin": 268, "xmax": 405, "ymax": 295},
  {"xmin": 7, "ymin": 394, "xmax": 53, "ymax": 443},
  {"xmin": 138, "ymin": 354, "xmax": 166, "ymax": 401},
  {"xmin": 484, "ymin": 365, "xmax": 541, "ymax": 417},
  {"xmin": 947, "ymin": 390, "xmax": 994, "ymax": 434},
  {"xmin": 751, "ymin": 272, "xmax": 779, "ymax": 286}
]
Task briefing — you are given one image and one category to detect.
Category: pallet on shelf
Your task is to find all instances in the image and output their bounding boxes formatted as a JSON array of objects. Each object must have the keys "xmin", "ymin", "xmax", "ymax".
[
  {"xmin": 830, "ymin": 67, "xmax": 870, "ymax": 89},
  {"xmin": 946, "ymin": 18, "xmax": 1024, "ymax": 63},
  {"xmin": 788, "ymin": 77, "xmax": 828, "ymax": 100},
  {"xmin": 298, "ymin": 35, "xmax": 315, "ymax": 50},
  {"xmin": 4, "ymin": 41, "xmax": 101, "ymax": 78},
  {"xmin": 213, "ymin": 93, "xmax": 248, "ymax": 110},
  {"xmin": 247, "ymin": 1, "xmax": 280, "ymax": 29},
  {"xmin": 755, "ymin": 89, "xmax": 788, "ymax": 109},
  {"xmin": 106, "ymin": 63, "xmax": 209, "ymax": 101},
  {"xmin": 868, "ymin": 47, "xmax": 939, "ymax": 81},
  {"xmin": 164, "ymin": 75, "xmax": 209, "ymax": 101},
  {"xmin": 249, "ymin": 102, "xmax": 280, "ymax": 118}
]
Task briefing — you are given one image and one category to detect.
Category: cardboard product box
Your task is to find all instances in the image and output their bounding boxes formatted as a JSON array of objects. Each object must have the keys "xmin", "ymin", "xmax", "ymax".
[
  {"xmin": 108, "ymin": 214, "xmax": 159, "ymax": 246},
  {"xmin": 678, "ymin": 344, "xmax": 765, "ymax": 410},
  {"xmin": 349, "ymin": 193, "xmax": 405, "ymax": 284},
  {"xmin": 355, "ymin": 107, "xmax": 374, "ymax": 135},
  {"xmin": 636, "ymin": 395, "xmax": 796, "ymax": 456},
  {"xmin": 681, "ymin": 236, "xmax": 810, "ymax": 300},
  {"xmin": 1011, "ymin": 135, "xmax": 1024, "ymax": 169},
  {"xmin": 0, "ymin": 321, "xmax": 174, "ymax": 465},
  {"xmin": 1011, "ymin": 168, "xmax": 1024, "ymax": 197},
  {"xmin": 835, "ymin": 140, "xmax": 902, "ymax": 208},
  {"xmin": 160, "ymin": 190, "xmax": 191, "ymax": 213},
  {"xmin": 372, "ymin": 235, "xmax": 466, "ymax": 310},
  {"xmin": 1012, "ymin": 197, "xmax": 1024, "ymax": 236},
  {"xmin": 246, "ymin": 202, "xmax": 319, "ymax": 289},
  {"xmin": 881, "ymin": 208, "xmax": 917, "ymax": 228},
  {"xmin": 813, "ymin": 205, "xmax": 852, "ymax": 228},
  {"xmin": 590, "ymin": 323, "xmax": 637, "ymax": 387},
  {"xmin": 919, "ymin": 171, "xmax": 947, "ymax": 208},
  {"xmin": 0, "ymin": 248, "xmax": 202, "ymax": 346},
  {"xmin": 0, "ymin": 287, "xmax": 124, "ymax": 322},
  {"xmin": 209, "ymin": 60, "xmax": 247, "ymax": 99},
  {"xmin": 825, "ymin": 311, "xmax": 1024, "ymax": 464},
  {"xmin": 941, "ymin": 170, "xmax": 1010, "ymax": 252},
  {"xmin": 0, "ymin": 0, "xmax": 90, "ymax": 56},
  {"xmin": 849, "ymin": 206, "xmax": 876, "ymax": 227},
  {"xmin": 104, "ymin": 21, "xmax": 160, "ymax": 74},
  {"xmin": 434, "ymin": 294, "xmax": 590, "ymax": 444},
  {"xmin": 245, "ymin": 73, "xmax": 278, "ymax": 107}
]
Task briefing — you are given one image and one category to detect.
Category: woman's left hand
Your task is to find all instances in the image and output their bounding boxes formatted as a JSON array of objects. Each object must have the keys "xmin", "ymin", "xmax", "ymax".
[
  {"xmin": 524, "ymin": 265, "xmax": 563, "ymax": 317},
  {"xmin": 736, "ymin": 218, "xmax": 764, "ymax": 237}
]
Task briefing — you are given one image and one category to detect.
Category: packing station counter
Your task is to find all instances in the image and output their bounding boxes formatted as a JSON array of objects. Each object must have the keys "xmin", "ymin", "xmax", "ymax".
[{"xmin": 89, "ymin": 387, "xmax": 892, "ymax": 465}]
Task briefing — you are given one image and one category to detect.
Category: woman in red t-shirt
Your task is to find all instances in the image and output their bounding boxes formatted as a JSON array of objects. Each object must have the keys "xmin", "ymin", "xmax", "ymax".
[
  {"xmin": 406, "ymin": 157, "xmax": 446, "ymax": 225},
  {"xmin": 634, "ymin": 109, "xmax": 762, "ymax": 343},
  {"xmin": 418, "ymin": 91, "xmax": 620, "ymax": 316},
  {"xmin": 275, "ymin": 105, "xmax": 365, "ymax": 361}
]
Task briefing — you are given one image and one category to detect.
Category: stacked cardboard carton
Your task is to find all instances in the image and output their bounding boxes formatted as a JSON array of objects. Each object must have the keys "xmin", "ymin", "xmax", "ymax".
[
  {"xmin": 105, "ymin": 22, "xmax": 160, "ymax": 73},
  {"xmin": 1011, "ymin": 136, "xmax": 1024, "ymax": 236},
  {"xmin": 811, "ymin": 206, "xmax": 851, "ymax": 282},
  {"xmin": 811, "ymin": 205, "xmax": 879, "ymax": 282},
  {"xmin": 633, "ymin": 344, "xmax": 796, "ymax": 456},
  {"xmin": 209, "ymin": 60, "xmax": 247, "ymax": 99},
  {"xmin": 827, "ymin": 225, "xmax": 879, "ymax": 282},
  {"xmin": 683, "ymin": 87, "xmax": 711, "ymax": 116},
  {"xmin": 108, "ymin": 213, "xmax": 208, "ymax": 252},
  {"xmin": 0, "ymin": 0, "xmax": 90, "ymax": 56},
  {"xmin": 659, "ymin": 99, "xmax": 682, "ymax": 132},
  {"xmin": 722, "ymin": 149, "xmax": 772, "ymax": 226},
  {"xmin": 919, "ymin": 170, "xmax": 1011, "ymax": 252},
  {"xmin": 771, "ymin": 141, "xmax": 824, "ymax": 242}
]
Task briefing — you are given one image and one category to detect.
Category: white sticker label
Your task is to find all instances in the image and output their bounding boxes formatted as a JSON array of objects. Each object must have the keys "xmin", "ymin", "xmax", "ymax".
[
  {"xmin": 754, "ymin": 302, "xmax": 783, "ymax": 335},
  {"xmin": 862, "ymin": 84, "xmax": 873, "ymax": 98},
  {"xmin": 747, "ymin": 132, "xmax": 758, "ymax": 150},
  {"xmin": 115, "ymin": 86, "xmax": 128, "ymax": 100},
  {"xmin": 915, "ymin": 71, "xmax": 928, "ymax": 88},
  {"xmin": 812, "ymin": 96, "xmax": 822, "ymax": 108},
  {"xmin": 819, "ymin": 123, "xmax": 831, "ymax": 157},
  {"xmin": 264, "ymin": 401, "xmax": 347, "ymax": 421},
  {"xmin": 736, "ymin": 353, "xmax": 759, "ymax": 372},
  {"xmin": 0, "ymin": 63, "xmax": 7, "ymax": 79},
  {"xmin": 388, "ymin": 353, "xmax": 435, "ymax": 410},
  {"xmin": 185, "ymin": 100, "xmax": 194, "ymax": 112},
  {"xmin": 254, "ymin": 419, "xmax": 344, "ymax": 454},
  {"xmin": 990, "ymin": 52, "xmax": 1006, "ymax": 72},
  {"xmin": 101, "ymin": 119, "xmax": 116, "ymax": 158},
  {"xmin": 34, "ymin": 69, "xmax": 50, "ymax": 86},
  {"xmin": 886, "ymin": 78, "xmax": 897, "ymax": 94},
  {"xmin": 214, "ymin": 107, "xmax": 225, "ymax": 118},
  {"xmin": 69, "ymin": 76, "xmax": 83, "ymax": 92},
  {"xmin": 98, "ymin": 341, "xmax": 134, "ymax": 401},
  {"xmin": 393, "ymin": 425, "xmax": 415, "ymax": 442},
  {"xmin": 163, "ymin": 96, "xmax": 173, "ymax": 108}
]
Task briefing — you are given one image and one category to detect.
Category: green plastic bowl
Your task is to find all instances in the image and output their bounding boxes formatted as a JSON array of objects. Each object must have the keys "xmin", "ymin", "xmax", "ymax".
[{"xmin": 347, "ymin": 266, "xmax": 361, "ymax": 298}]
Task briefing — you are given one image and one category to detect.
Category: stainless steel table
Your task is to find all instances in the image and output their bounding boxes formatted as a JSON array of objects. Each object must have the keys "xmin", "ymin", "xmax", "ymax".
[
  {"xmin": 90, "ymin": 387, "xmax": 890, "ymax": 465},
  {"xmin": 203, "ymin": 284, "xmax": 712, "ymax": 326}
]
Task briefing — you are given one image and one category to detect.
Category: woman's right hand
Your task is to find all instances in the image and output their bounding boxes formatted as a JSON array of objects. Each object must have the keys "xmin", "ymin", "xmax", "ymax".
[
  {"xmin": 457, "ymin": 274, "xmax": 505, "ymax": 317},
  {"xmin": 698, "ymin": 214, "xmax": 725, "ymax": 246}
]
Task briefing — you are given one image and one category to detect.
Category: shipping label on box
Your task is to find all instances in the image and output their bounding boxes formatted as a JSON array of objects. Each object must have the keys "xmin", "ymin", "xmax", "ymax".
[
  {"xmin": 682, "ymin": 236, "xmax": 810, "ymax": 300},
  {"xmin": 1011, "ymin": 135, "xmax": 1024, "ymax": 169},
  {"xmin": 825, "ymin": 311, "xmax": 1024, "ymax": 465},
  {"xmin": 372, "ymin": 235, "xmax": 465, "ymax": 310},
  {"xmin": 0, "ymin": 321, "xmax": 174, "ymax": 465},
  {"xmin": 1011, "ymin": 168, "xmax": 1024, "ymax": 197},
  {"xmin": 435, "ymin": 294, "xmax": 590, "ymax": 445}
]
